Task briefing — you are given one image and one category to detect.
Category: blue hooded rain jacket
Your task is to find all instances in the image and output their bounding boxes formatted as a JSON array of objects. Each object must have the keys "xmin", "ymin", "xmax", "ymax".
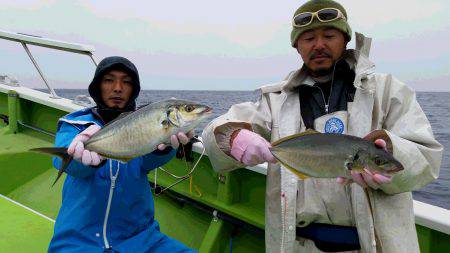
[{"xmin": 48, "ymin": 108, "xmax": 195, "ymax": 253}]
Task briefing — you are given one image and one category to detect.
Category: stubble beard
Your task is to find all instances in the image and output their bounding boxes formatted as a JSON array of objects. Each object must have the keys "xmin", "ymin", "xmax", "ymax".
[{"xmin": 306, "ymin": 64, "xmax": 334, "ymax": 77}]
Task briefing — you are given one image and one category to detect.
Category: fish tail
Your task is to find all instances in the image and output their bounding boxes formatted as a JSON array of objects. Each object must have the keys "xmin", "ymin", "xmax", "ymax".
[
  {"xmin": 269, "ymin": 147, "xmax": 309, "ymax": 179},
  {"xmin": 29, "ymin": 147, "xmax": 72, "ymax": 186}
]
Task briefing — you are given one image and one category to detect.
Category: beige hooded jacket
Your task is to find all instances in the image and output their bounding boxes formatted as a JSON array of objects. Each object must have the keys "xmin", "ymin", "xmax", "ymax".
[{"xmin": 202, "ymin": 33, "xmax": 443, "ymax": 253}]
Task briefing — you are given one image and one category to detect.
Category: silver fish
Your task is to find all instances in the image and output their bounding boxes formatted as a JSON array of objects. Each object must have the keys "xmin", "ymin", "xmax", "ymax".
[
  {"xmin": 31, "ymin": 99, "xmax": 212, "ymax": 185},
  {"xmin": 269, "ymin": 130, "xmax": 404, "ymax": 179}
]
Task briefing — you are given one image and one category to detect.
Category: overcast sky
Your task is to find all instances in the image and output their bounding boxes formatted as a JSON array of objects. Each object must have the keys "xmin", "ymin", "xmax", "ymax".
[{"xmin": 0, "ymin": 0, "xmax": 449, "ymax": 91}]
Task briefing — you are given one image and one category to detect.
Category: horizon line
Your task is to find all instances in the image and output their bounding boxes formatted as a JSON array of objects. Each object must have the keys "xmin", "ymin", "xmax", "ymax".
[{"xmin": 40, "ymin": 88, "xmax": 450, "ymax": 93}]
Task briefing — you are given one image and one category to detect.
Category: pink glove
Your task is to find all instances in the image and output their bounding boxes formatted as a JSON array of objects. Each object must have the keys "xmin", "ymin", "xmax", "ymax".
[
  {"xmin": 67, "ymin": 124, "xmax": 104, "ymax": 166},
  {"xmin": 230, "ymin": 129, "xmax": 277, "ymax": 166},
  {"xmin": 337, "ymin": 139, "xmax": 392, "ymax": 189}
]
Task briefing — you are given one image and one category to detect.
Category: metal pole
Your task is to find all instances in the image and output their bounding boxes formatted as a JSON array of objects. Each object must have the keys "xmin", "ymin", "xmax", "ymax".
[
  {"xmin": 7, "ymin": 90, "xmax": 18, "ymax": 134},
  {"xmin": 17, "ymin": 120, "xmax": 55, "ymax": 137},
  {"xmin": 21, "ymin": 42, "xmax": 60, "ymax": 99},
  {"xmin": 89, "ymin": 54, "xmax": 98, "ymax": 67}
]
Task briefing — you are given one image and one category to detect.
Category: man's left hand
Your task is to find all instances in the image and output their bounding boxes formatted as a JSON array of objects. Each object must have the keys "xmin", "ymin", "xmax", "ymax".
[
  {"xmin": 157, "ymin": 130, "xmax": 194, "ymax": 150},
  {"xmin": 337, "ymin": 133, "xmax": 393, "ymax": 189}
]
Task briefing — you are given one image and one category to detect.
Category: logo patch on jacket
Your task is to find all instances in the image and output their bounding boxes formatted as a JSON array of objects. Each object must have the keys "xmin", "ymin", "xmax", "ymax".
[{"xmin": 324, "ymin": 117, "xmax": 344, "ymax": 134}]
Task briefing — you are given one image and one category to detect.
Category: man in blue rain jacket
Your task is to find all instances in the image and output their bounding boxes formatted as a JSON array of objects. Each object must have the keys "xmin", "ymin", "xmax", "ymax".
[{"xmin": 48, "ymin": 56, "xmax": 194, "ymax": 253}]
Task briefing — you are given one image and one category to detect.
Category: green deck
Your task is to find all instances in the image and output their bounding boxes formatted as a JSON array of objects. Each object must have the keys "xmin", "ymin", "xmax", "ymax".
[
  {"xmin": 0, "ymin": 195, "xmax": 54, "ymax": 252},
  {"xmin": 0, "ymin": 88, "xmax": 449, "ymax": 252}
]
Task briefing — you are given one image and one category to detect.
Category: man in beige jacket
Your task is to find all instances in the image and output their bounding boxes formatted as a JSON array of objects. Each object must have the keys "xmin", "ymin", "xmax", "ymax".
[{"xmin": 202, "ymin": 0, "xmax": 443, "ymax": 252}]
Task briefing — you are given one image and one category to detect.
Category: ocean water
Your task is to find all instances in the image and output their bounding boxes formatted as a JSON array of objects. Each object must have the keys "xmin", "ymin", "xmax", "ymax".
[{"xmin": 55, "ymin": 89, "xmax": 450, "ymax": 210}]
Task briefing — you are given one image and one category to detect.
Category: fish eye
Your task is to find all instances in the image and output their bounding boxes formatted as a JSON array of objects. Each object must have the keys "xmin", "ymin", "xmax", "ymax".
[
  {"xmin": 374, "ymin": 157, "xmax": 383, "ymax": 166},
  {"xmin": 185, "ymin": 105, "xmax": 194, "ymax": 112}
]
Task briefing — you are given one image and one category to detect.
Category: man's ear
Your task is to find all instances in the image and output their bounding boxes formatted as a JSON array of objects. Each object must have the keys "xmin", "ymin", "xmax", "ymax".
[{"xmin": 295, "ymin": 42, "xmax": 302, "ymax": 55}]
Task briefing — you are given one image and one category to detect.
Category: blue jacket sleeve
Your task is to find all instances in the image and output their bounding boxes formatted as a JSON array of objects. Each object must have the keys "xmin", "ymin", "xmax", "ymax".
[
  {"xmin": 141, "ymin": 147, "xmax": 176, "ymax": 174},
  {"xmin": 53, "ymin": 122, "xmax": 96, "ymax": 179}
]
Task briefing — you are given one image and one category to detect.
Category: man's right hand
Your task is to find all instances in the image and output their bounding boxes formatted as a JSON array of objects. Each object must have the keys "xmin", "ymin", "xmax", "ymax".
[
  {"xmin": 67, "ymin": 124, "xmax": 104, "ymax": 166},
  {"xmin": 230, "ymin": 129, "xmax": 277, "ymax": 166}
]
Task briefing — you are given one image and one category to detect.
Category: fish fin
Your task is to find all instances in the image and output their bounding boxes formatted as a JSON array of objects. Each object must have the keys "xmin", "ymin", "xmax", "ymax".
[
  {"xmin": 166, "ymin": 108, "xmax": 180, "ymax": 128},
  {"xmin": 117, "ymin": 158, "xmax": 132, "ymax": 163},
  {"xmin": 115, "ymin": 111, "xmax": 133, "ymax": 121},
  {"xmin": 269, "ymin": 148, "xmax": 309, "ymax": 179},
  {"xmin": 96, "ymin": 152, "xmax": 132, "ymax": 163},
  {"xmin": 271, "ymin": 129, "xmax": 320, "ymax": 147},
  {"xmin": 136, "ymin": 103, "xmax": 150, "ymax": 110},
  {"xmin": 96, "ymin": 152, "xmax": 113, "ymax": 159},
  {"xmin": 353, "ymin": 150, "xmax": 368, "ymax": 170},
  {"xmin": 29, "ymin": 147, "xmax": 73, "ymax": 186},
  {"xmin": 102, "ymin": 111, "xmax": 134, "ymax": 128},
  {"xmin": 281, "ymin": 161, "xmax": 309, "ymax": 180}
]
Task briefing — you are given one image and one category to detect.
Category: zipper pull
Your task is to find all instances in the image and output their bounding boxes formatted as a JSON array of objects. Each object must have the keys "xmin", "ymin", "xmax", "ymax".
[
  {"xmin": 325, "ymin": 104, "xmax": 329, "ymax": 113},
  {"xmin": 111, "ymin": 177, "xmax": 117, "ymax": 189}
]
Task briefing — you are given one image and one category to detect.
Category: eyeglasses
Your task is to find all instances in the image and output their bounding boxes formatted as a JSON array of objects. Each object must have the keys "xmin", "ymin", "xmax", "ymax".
[{"xmin": 292, "ymin": 8, "xmax": 346, "ymax": 28}]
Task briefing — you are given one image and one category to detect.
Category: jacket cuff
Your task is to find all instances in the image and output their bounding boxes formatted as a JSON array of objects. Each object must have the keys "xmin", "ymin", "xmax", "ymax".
[
  {"xmin": 214, "ymin": 121, "xmax": 253, "ymax": 155},
  {"xmin": 151, "ymin": 147, "xmax": 174, "ymax": 156},
  {"xmin": 363, "ymin": 129, "xmax": 393, "ymax": 153},
  {"xmin": 202, "ymin": 120, "xmax": 252, "ymax": 173},
  {"xmin": 378, "ymin": 130, "xmax": 438, "ymax": 194}
]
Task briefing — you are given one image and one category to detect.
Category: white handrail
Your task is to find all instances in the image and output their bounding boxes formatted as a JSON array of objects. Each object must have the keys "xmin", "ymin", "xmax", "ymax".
[
  {"xmin": 414, "ymin": 200, "xmax": 450, "ymax": 235},
  {"xmin": 0, "ymin": 30, "xmax": 97, "ymax": 98},
  {"xmin": 0, "ymin": 83, "xmax": 84, "ymax": 113},
  {"xmin": 0, "ymin": 30, "xmax": 95, "ymax": 54}
]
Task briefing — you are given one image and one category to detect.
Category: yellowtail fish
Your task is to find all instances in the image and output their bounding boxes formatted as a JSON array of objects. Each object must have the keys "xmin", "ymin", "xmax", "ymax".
[
  {"xmin": 31, "ymin": 99, "xmax": 212, "ymax": 185},
  {"xmin": 269, "ymin": 130, "xmax": 404, "ymax": 179}
]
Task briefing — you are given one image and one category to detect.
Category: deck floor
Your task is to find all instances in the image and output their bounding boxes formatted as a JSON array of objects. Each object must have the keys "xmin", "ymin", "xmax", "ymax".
[{"xmin": 0, "ymin": 194, "xmax": 54, "ymax": 252}]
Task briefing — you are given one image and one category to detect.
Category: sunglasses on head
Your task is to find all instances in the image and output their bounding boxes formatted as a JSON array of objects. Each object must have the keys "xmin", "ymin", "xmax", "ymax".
[{"xmin": 293, "ymin": 8, "xmax": 346, "ymax": 27}]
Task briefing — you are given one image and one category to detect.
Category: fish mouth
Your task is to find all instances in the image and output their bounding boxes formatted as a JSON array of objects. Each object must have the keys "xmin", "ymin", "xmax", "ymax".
[
  {"xmin": 370, "ymin": 166, "xmax": 402, "ymax": 177},
  {"xmin": 385, "ymin": 166, "xmax": 403, "ymax": 174},
  {"xmin": 365, "ymin": 167, "xmax": 399, "ymax": 177},
  {"xmin": 204, "ymin": 107, "xmax": 213, "ymax": 113}
]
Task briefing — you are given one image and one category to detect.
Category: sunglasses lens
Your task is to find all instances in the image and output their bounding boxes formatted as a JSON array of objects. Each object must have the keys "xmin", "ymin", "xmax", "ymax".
[
  {"xmin": 317, "ymin": 9, "xmax": 339, "ymax": 21},
  {"xmin": 294, "ymin": 13, "xmax": 313, "ymax": 26}
]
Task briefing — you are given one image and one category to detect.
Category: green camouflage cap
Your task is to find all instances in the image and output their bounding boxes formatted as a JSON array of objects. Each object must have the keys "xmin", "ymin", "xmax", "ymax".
[{"xmin": 290, "ymin": 0, "xmax": 352, "ymax": 47}]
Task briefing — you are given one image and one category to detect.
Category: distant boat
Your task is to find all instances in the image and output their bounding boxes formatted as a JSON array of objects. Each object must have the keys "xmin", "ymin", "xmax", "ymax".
[
  {"xmin": 0, "ymin": 29, "xmax": 449, "ymax": 253},
  {"xmin": 0, "ymin": 74, "xmax": 19, "ymax": 86}
]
